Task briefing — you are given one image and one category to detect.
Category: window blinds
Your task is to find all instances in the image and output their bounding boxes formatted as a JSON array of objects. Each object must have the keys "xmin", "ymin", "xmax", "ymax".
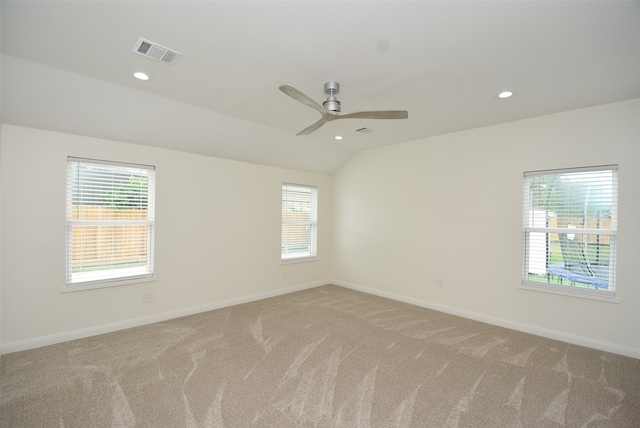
[
  {"xmin": 66, "ymin": 157, "xmax": 155, "ymax": 285},
  {"xmin": 523, "ymin": 165, "xmax": 617, "ymax": 295},
  {"xmin": 282, "ymin": 183, "xmax": 317, "ymax": 260}
]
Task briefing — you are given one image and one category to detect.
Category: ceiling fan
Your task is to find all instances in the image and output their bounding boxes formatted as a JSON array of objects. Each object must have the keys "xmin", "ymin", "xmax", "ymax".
[{"xmin": 279, "ymin": 81, "xmax": 409, "ymax": 136}]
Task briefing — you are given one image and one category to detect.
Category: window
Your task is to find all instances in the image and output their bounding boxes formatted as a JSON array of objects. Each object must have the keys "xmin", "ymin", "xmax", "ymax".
[
  {"xmin": 282, "ymin": 183, "xmax": 317, "ymax": 261},
  {"xmin": 66, "ymin": 157, "xmax": 155, "ymax": 287},
  {"xmin": 522, "ymin": 165, "xmax": 617, "ymax": 298}
]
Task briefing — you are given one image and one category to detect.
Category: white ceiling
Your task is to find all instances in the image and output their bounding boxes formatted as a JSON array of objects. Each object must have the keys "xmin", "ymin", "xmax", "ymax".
[{"xmin": 2, "ymin": 1, "xmax": 639, "ymax": 174}]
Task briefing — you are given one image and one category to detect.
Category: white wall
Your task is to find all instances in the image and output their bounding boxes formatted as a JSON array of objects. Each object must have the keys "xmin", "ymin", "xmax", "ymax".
[
  {"xmin": 0, "ymin": 4, "xmax": 4, "ymax": 354},
  {"xmin": 0, "ymin": 125, "xmax": 332, "ymax": 351},
  {"xmin": 2, "ymin": 99, "xmax": 639, "ymax": 358},
  {"xmin": 332, "ymin": 98, "xmax": 640, "ymax": 357}
]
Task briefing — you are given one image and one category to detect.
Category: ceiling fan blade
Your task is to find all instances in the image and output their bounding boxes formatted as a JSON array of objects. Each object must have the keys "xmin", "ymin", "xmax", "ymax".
[
  {"xmin": 338, "ymin": 110, "xmax": 409, "ymax": 120},
  {"xmin": 279, "ymin": 84, "xmax": 326, "ymax": 115},
  {"xmin": 297, "ymin": 116, "xmax": 330, "ymax": 135}
]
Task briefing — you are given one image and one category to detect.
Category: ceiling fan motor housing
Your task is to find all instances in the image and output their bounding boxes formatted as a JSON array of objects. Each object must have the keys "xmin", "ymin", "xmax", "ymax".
[{"xmin": 323, "ymin": 81, "xmax": 341, "ymax": 112}]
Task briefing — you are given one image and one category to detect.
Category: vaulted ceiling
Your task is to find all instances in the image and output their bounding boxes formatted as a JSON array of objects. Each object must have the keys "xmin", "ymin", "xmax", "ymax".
[{"xmin": 2, "ymin": 1, "xmax": 640, "ymax": 174}]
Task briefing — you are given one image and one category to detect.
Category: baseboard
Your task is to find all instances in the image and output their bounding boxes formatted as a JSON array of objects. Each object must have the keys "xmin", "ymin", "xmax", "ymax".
[
  {"xmin": 1, "ymin": 280, "xmax": 329, "ymax": 355},
  {"xmin": 331, "ymin": 279, "xmax": 640, "ymax": 360},
  {"xmin": 6, "ymin": 279, "xmax": 638, "ymax": 359}
]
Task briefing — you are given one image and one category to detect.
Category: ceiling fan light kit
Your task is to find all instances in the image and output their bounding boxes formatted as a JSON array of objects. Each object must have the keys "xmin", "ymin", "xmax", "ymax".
[{"xmin": 279, "ymin": 81, "xmax": 408, "ymax": 135}]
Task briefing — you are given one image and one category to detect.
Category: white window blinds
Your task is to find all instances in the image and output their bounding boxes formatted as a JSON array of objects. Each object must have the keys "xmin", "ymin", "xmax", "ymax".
[
  {"xmin": 282, "ymin": 183, "xmax": 317, "ymax": 261},
  {"xmin": 66, "ymin": 157, "xmax": 155, "ymax": 286},
  {"xmin": 523, "ymin": 165, "xmax": 617, "ymax": 297}
]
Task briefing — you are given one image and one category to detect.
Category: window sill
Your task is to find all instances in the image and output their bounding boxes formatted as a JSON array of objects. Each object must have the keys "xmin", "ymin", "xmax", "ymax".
[
  {"xmin": 519, "ymin": 281, "xmax": 620, "ymax": 303},
  {"xmin": 281, "ymin": 256, "xmax": 318, "ymax": 265},
  {"xmin": 62, "ymin": 276, "xmax": 157, "ymax": 293}
]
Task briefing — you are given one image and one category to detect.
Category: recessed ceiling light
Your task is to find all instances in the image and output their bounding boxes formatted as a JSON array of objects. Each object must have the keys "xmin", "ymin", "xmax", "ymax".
[
  {"xmin": 133, "ymin": 71, "xmax": 150, "ymax": 81},
  {"xmin": 498, "ymin": 90, "xmax": 514, "ymax": 99},
  {"xmin": 334, "ymin": 135, "xmax": 343, "ymax": 140}
]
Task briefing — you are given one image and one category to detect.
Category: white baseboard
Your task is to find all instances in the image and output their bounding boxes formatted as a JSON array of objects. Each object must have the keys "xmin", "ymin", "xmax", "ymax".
[
  {"xmin": 1, "ymin": 280, "xmax": 328, "ymax": 355},
  {"xmin": 5, "ymin": 279, "xmax": 638, "ymax": 360},
  {"xmin": 331, "ymin": 279, "xmax": 640, "ymax": 360}
]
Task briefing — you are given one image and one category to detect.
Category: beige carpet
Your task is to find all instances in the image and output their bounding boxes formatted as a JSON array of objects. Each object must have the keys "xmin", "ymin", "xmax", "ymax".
[{"xmin": 1, "ymin": 285, "xmax": 639, "ymax": 427}]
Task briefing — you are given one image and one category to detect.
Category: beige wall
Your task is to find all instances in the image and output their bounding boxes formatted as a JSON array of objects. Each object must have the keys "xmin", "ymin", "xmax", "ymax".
[
  {"xmin": 0, "ymin": 5, "xmax": 3, "ymax": 352},
  {"xmin": 332, "ymin": 98, "xmax": 640, "ymax": 357},
  {"xmin": 0, "ymin": 125, "xmax": 332, "ymax": 349},
  {"xmin": 2, "ymin": 98, "xmax": 639, "ymax": 358}
]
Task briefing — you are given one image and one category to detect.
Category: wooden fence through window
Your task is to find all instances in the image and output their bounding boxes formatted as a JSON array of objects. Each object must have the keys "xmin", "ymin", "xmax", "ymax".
[
  {"xmin": 70, "ymin": 206, "xmax": 149, "ymax": 269},
  {"xmin": 549, "ymin": 217, "xmax": 612, "ymax": 244}
]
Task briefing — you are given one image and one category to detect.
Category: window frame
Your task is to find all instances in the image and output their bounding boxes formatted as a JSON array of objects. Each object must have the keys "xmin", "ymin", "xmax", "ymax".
[
  {"xmin": 281, "ymin": 182, "xmax": 318, "ymax": 263},
  {"xmin": 65, "ymin": 157, "xmax": 156, "ymax": 289},
  {"xmin": 521, "ymin": 165, "xmax": 618, "ymax": 301}
]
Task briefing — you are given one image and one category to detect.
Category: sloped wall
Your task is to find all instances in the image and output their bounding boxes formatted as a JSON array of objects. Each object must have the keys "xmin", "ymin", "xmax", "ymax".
[{"xmin": 332, "ymin": 98, "xmax": 640, "ymax": 357}]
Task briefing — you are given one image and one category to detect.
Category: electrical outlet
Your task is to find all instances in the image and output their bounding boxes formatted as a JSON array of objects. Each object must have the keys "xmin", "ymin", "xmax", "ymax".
[
  {"xmin": 141, "ymin": 292, "xmax": 153, "ymax": 303},
  {"xmin": 281, "ymin": 271, "xmax": 288, "ymax": 280},
  {"xmin": 434, "ymin": 278, "xmax": 445, "ymax": 287}
]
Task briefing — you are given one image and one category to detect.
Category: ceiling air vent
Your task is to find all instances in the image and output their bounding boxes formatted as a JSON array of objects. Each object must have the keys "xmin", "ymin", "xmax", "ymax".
[
  {"xmin": 133, "ymin": 37, "xmax": 182, "ymax": 65},
  {"xmin": 355, "ymin": 127, "xmax": 374, "ymax": 134}
]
